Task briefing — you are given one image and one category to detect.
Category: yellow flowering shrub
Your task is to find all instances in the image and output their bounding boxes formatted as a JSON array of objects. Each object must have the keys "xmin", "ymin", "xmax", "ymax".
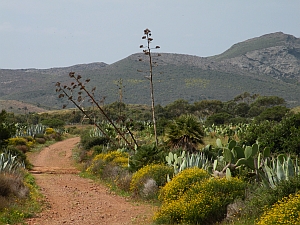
[
  {"xmin": 8, "ymin": 137, "xmax": 36, "ymax": 153},
  {"xmin": 26, "ymin": 141, "xmax": 35, "ymax": 148},
  {"xmin": 86, "ymin": 151, "xmax": 129, "ymax": 174},
  {"xmin": 8, "ymin": 137, "xmax": 28, "ymax": 146},
  {"xmin": 158, "ymin": 167, "xmax": 210, "ymax": 202},
  {"xmin": 154, "ymin": 176, "xmax": 245, "ymax": 224},
  {"xmin": 130, "ymin": 164, "xmax": 173, "ymax": 198},
  {"xmin": 45, "ymin": 128, "xmax": 55, "ymax": 134},
  {"xmin": 98, "ymin": 151, "xmax": 129, "ymax": 167},
  {"xmin": 256, "ymin": 191, "xmax": 300, "ymax": 225}
]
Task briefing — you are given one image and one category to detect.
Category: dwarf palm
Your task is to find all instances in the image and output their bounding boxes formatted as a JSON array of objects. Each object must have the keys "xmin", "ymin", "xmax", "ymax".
[{"xmin": 165, "ymin": 114, "xmax": 204, "ymax": 152}]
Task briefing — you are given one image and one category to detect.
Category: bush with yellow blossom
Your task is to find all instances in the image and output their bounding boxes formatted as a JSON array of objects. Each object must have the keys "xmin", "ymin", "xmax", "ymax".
[
  {"xmin": 256, "ymin": 191, "xmax": 300, "ymax": 225},
  {"xmin": 154, "ymin": 168, "xmax": 245, "ymax": 224},
  {"xmin": 86, "ymin": 150, "xmax": 129, "ymax": 175},
  {"xmin": 130, "ymin": 164, "xmax": 173, "ymax": 199}
]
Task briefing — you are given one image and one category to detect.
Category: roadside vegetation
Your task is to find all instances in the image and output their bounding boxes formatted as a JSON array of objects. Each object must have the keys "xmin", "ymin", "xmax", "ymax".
[
  {"xmin": 1, "ymin": 29, "xmax": 300, "ymax": 224},
  {"xmin": 1, "ymin": 90, "xmax": 300, "ymax": 224},
  {"xmin": 0, "ymin": 110, "xmax": 66, "ymax": 224}
]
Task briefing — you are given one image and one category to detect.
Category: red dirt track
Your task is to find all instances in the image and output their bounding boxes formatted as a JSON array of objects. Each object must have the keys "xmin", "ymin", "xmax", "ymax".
[{"xmin": 26, "ymin": 137, "xmax": 155, "ymax": 225}]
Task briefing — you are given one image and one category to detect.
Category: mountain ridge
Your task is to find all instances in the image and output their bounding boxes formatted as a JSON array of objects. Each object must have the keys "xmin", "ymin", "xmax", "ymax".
[{"xmin": 1, "ymin": 32, "xmax": 300, "ymax": 112}]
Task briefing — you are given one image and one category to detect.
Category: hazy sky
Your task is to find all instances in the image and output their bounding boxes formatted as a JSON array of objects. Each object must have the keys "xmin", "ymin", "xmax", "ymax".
[{"xmin": 1, "ymin": 1, "xmax": 299, "ymax": 69}]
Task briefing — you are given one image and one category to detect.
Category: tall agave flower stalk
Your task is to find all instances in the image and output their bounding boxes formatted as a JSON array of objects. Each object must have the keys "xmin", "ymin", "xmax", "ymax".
[{"xmin": 139, "ymin": 28, "xmax": 161, "ymax": 147}]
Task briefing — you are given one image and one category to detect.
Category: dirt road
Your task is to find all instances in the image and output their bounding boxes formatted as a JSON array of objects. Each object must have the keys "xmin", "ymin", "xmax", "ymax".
[{"xmin": 26, "ymin": 137, "xmax": 155, "ymax": 225}]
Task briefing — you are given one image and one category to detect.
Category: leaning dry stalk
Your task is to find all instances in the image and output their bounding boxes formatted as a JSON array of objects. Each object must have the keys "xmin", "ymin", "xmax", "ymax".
[{"xmin": 56, "ymin": 73, "xmax": 135, "ymax": 150}]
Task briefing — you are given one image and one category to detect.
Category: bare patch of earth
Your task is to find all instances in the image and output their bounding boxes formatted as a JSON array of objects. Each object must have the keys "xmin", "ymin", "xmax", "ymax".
[{"xmin": 26, "ymin": 137, "xmax": 155, "ymax": 225}]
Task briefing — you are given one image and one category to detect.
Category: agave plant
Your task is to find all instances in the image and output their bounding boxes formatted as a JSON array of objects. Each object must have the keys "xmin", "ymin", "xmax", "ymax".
[
  {"xmin": 0, "ymin": 151, "xmax": 25, "ymax": 173},
  {"xmin": 262, "ymin": 154, "xmax": 300, "ymax": 189},
  {"xmin": 166, "ymin": 150, "xmax": 212, "ymax": 176},
  {"xmin": 15, "ymin": 123, "xmax": 46, "ymax": 137}
]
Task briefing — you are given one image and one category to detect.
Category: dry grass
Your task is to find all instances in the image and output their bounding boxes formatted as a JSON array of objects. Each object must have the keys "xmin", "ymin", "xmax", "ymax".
[
  {"xmin": 0, "ymin": 100, "xmax": 49, "ymax": 114},
  {"xmin": 291, "ymin": 106, "xmax": 300, "ymax": 114},
  {"xmin": 115, "ymin": 171, "xmax": 132, "ymax": 192},
  {"xmin": 0, "ymin": 195, "xmax": 10, "ymax": 209},
  {"xmin": 0, "ymin": 173, "xmax": 29, "ymax": 197},
  {"xmin": 0, "ymin": 173, "xmax": 29, "ymax": 210},
  {"xmin": 15, "ymin": 145, "xmax": 30, "ymax": 153},
  {"xmin": 35, "ymin": 138, "xmax": 46, "ymax": 144},
  {"xmin": 142, "ymin": 178, "xmax": 158, "ymax": 199}
]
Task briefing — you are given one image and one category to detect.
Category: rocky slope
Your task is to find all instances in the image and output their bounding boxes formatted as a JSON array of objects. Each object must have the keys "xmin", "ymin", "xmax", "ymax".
[
  {"xmin": 216, "ymin": 32, "xmax": 300, "ymax": 80},
  {"xmin": 1, "ymin": 32, "xmax": 300, "ymax": 111}
]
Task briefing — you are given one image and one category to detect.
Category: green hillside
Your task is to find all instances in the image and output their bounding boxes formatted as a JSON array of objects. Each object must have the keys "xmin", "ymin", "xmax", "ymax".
[{"xmin": 1, "ymin": 32, "xmax": 300, "ymax": 109}]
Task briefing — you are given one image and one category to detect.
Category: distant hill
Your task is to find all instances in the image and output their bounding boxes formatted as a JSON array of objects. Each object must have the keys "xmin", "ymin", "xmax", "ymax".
[
  {"xmin": 0, "ymin": 100, "xmax": 50, "ymax": 114},
  {"xmin": 1, "ymin": 32, "xmax": 300, "ymax": 112}
]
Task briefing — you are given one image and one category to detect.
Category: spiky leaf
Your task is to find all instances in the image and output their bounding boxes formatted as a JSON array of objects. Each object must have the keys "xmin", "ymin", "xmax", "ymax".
[{"xmin": 276, "ymin": 159, "xmax": 285, "ymax": 181}]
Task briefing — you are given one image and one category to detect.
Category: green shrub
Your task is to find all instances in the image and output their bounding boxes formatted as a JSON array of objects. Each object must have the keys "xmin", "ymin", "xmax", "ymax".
[
  {"xmin": 101, "ymin": 163, "xmax": 125, "ymax": 182},
  {"xmin": 0, "ymin": 110, "xmax": 16, "ymax": 149},
  {"xmin": 81, "ymin": 133, "xmax": 109, "ymax": 150},
  {"xmin": 34, "ymin": 133, "xmax": 44, "ymax": 139},
  {"xmin": 130, "ymin": 164, "xmax": 173, "ymax": 199},
  {"xmin": 154, "ymin": 177, "xmax": 245, "ymax": 224},
  {"xmin": 255, "ymin": 105, "xmax": 289, "ymax": 122},
  {"xmin": 91, "ymin": 145, "xmax": 103, "ymax": 155},
  {"xmin": 41, "ymin": 118, "xmax": 65, "ymax": 128},
  {"xmin": 66, "ymin": 126, "xmax": 82, "ymax": 135},
  {"xmin": 242, "ymin": 175, "xmax": 300, "ymax": 220},
  {"xmin": 128, "ymin": 144, "xmax": 166, "ymax": 172},
  {"xmin": 206, "ymin": 112, "xmax": 233, "ymax": 126},
  {"xmin": 158, "ymin": 167, "xmax": 210, "ymax": 202},
  {"xmin": 241, "ymin": 113, "xmax": 300, "ymax": 154},
  {"xmin": 256, "ymin": 191, "xmax": 300, "ymax": 225}
]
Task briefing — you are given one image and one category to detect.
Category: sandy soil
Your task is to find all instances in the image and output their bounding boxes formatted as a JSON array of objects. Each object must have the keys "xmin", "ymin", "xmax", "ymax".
[{"xmin": 26, "ymin": 137, "xmax": 155, "ymax": 225}]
